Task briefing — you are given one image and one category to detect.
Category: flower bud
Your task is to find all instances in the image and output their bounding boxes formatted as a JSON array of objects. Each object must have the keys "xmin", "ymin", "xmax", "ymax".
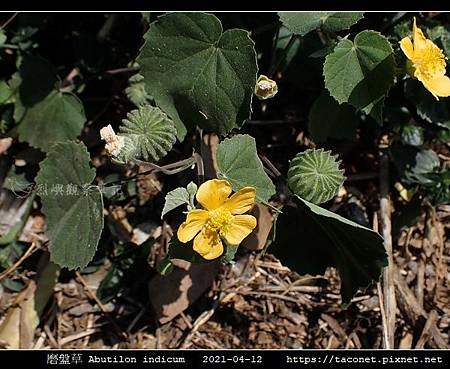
[{"xmin": 254, "ymin": 75, "xmax": 278, "ymax": 100}]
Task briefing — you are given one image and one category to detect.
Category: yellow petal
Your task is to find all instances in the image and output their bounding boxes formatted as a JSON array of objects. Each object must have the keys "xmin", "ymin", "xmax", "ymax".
[
  {"xmin": 222, "ymin": 214, "xmax": 257, "ymax": 245},
  {"xmin": 421, "ymin": 74, "xmax": 450, "ymax": 99},
  {"xmin": 222, "ymin": 187, "xmax": 256, "ymax": 215},
  {"xmin": 196, "ymin": 179, "xmax": 232, "ymax": 211},
  {"xmin": 193, "ymin": 228, "xmax": 224, "ymax": 260},
  {"xmin": 400, "ymin": 37, "xmax": 414, "ymax": 60},
  {"xmin": 177, "ymin": 209, "xmax": 208, "ymax": 243},
  {"xmin": 413, "ymin": 17, "xmax": 428, "ymax": 51}
]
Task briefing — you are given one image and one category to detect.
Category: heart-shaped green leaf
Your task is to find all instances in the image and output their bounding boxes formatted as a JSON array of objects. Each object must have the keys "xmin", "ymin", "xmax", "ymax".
[
  {"xmin": 279, "ymin": 12, "xmax": 364, "ymax": 36},
  {"xmin": 16, "ymin": 91, "xmax": 86, "ymax": 152},
  {"xmin": 161, "ymin": 182, "xmax": 197, "ymax": 218},
  {"xmin": 324, "ymin": 30, "xmax": 395, "ymax": 114},
  {"xmin": 35, "ymin": 141, "xmax": 104, "ymax": 269},
  {"xmin": 216, "ymin": 134, "xmax": 276, "ymax": 203},
  {"xmin": 137, "ymin": 12, "xmax": 257, "ymax": 140},
  {"xmin": 270, "ymin": 196, "xmax": 387, "ymax": 303},
  {"xmin": 288, "ymin": 148, "xmax": 345, "ymax": 204}
]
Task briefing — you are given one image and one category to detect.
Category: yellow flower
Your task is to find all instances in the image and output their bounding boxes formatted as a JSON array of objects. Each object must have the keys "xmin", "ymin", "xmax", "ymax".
[
  {"xmin": 400, "ymin": 17, "xmax": 450, "ymax": 100},
  {"xmin": 177, "ymin": 179, "xmax": 257, "ymax": 260}
]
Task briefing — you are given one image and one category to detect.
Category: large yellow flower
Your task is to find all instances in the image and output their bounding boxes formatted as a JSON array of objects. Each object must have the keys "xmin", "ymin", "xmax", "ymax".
[
  {"xmin": 400, "ymin": 17, "xmax": 450, "ymax": 99},
  {"xmin": 177, "ymin": 179, "xmax": 257, "ymax": 260}
]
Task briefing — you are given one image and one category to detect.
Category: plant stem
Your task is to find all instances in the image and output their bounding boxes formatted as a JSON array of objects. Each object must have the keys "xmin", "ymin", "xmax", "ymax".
[
  {"xmin": 268, "ymin": 24, "xmax": 281, "ymax": 76},
  {"xmin": 0, "ymin": 12, "xmax": 19, "ymax": 30},
  {"xmin": 0, "ymin": 44, "xmax": 19, "ymax": 49},
  {"xmin": 379, "ymin": 146, "xmax": 397, "ymax": 349},
  {"xmin": 134, "ymin": 156, "xmax": 195, "ymax": 175},
  {"xmin": 193, "ymin": 152, "xmax": 204, "ymax": 184},
  {"xmin": 103, "ymin": 154, "xmax": 201, "ymax": 188},
  {"xmin": 269, "ymin": 34, "xmax": 298, "ymax": 78}
]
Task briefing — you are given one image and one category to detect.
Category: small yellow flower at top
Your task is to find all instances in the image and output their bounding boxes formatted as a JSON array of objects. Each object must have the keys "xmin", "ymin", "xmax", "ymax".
[
  {"xmin": 254, "ymin": 75, "xmax": 278, "ymax": 100},
  {"xmin": 177, "ymin": 179, "xmax": 257, "ymax": 260},
  {"xmin": 400, "ymin": 17, "xmax": 450, "ymax": 100}
]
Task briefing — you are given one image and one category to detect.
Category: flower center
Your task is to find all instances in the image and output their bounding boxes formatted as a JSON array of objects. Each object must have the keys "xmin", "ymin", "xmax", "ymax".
[
  {"xmin": 258, "ymin": 81, "xmax": 272, "ymax": 91},
  {"xmin": 414, "ymin": 45, "xmax": 447, "ymax": 79},
  {"xmin": 206, "ymin": 208, "xmax": 232, "ymax": 232}
]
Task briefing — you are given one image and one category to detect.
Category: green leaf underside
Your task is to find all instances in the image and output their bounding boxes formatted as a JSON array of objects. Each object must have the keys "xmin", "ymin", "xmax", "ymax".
[
  {"xmin": 288, "ymin": 148, "xmax": 345, "ymax": 204},
  {"xmin": 308, "ymin": 90, "xmax": 359, "ymax": 142},
  {"xmin": 137, "ymin": 12, "xmax": 257, "ymax": 140},
  {"xmin": 324, "ymin": 30, "xmax": 395, "ymax": 113},
  {"xmin": 35, "ymin": 141, "xmax": 104, "ymax": 269},
  {"xmin": 16, "ymin": 91, "xmax": 86, "ymax": 151},
  {"xmin": 279, "ymin": 12, "xmax": 364, "ymax": 36},
  {"xmin": 161, "ymin": 187, "xmax": 190, "ymax": 218},
  {"xmin": 216, "ymin": 134, "xmax": 276, "ymax": 203},
  {"xmin": 118, "ymin": 105, "xmax": 177, "ymax": 163},
  {"xmin": 271, "ymin": 196, "xmax": 387, "ymax": 303}
]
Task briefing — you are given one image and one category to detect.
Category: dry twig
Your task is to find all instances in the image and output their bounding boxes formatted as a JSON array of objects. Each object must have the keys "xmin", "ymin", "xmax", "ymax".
[
  {"xmin": 0, "ymin": 242, "xmax": 39, "ymax": 282},
  {"xmin": 379, "ymin": 147, "xmax": 397, "ymax": 348}
]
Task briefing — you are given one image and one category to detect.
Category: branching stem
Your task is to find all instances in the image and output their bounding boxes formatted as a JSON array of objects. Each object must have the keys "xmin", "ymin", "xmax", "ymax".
[{"xmin": 103, "ymin": 153, "xmax": 202, "ymax": 188}]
